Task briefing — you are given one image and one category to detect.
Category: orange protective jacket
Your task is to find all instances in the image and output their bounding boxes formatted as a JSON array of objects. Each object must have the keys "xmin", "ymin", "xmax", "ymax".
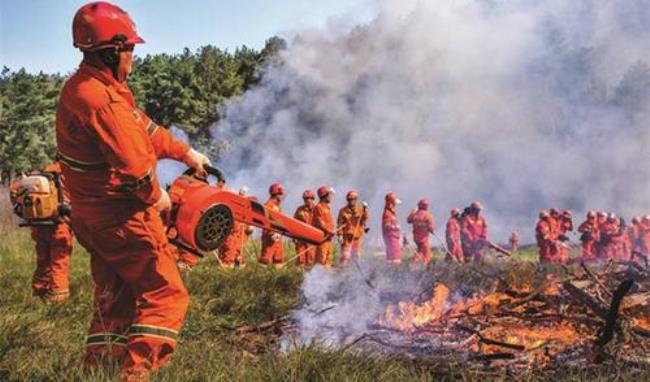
[
  {"xmin": 294, "ymin": 204, "xmax": 314, "ymax": 225},
  {"xmin": 56, "ymin": 63, "xmax": 189, "ymax": 211},
  {"xmin": 337, "ymin": 205, "xmax": 369, "ymax": 240},
  {"xmin": 641, "ymin": 222, "xmax": 650, "ymax": 255},
  {"xmin": 536, "ymin": 219, "xmax": 553, "ymax": 244},
  {"xmin": 313, "ymin": 202, "xmax": 335, "ymax": 236},
  {"xmin": 461, "ymin": 215, "xmax": 487, "ymax": 243},
  {"xmin": 407, "ymin": 209, "xmax": 434, "ymax": 243},
  {"xmin": 262, "ymin": 198, "xmax": 282, "ymax": 241}
]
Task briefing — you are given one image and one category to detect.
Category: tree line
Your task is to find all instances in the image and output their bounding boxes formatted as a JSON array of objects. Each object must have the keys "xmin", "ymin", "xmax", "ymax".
[{"xmin": 0, "ymin": 37, "xmax": 286, "ymax": 180}]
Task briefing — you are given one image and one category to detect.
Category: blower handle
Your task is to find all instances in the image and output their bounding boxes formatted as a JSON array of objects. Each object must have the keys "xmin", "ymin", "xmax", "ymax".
[{"xmin": 183, "ymin": 164, "xmax": 226, "ymax": 184}]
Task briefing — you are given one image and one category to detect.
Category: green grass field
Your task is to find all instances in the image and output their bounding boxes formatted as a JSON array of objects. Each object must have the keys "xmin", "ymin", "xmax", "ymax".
[{"xmin": 0, "ymin": 193, "xmax": 647, "ymax": 381}]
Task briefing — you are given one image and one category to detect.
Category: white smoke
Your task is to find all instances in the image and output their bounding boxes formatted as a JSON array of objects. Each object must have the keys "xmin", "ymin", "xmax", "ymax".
[{"xmin": 213, "ymin": 0, "xmax": 650, "ymax": 243}]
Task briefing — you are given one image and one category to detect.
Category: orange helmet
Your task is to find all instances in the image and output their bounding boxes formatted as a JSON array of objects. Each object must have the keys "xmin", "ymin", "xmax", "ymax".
[
  {"xmin": 385, "ymin": 192, "xmax": 401, "ymax": 204},
  {"xmin": 346, "ymin": 190, "xmax": 359, "ymax": 200},
  {"xmin": 418, "ymin": 199, "xmax": 429, "ymax": 209},
  {"xmin": 73, "ymin": 2, "xmax": 145, "ymax": 51},
  {"xmin": 317, "ymin": 186, "xmax": 334, "ymax": 199},
  {"xmin": 470, "ymin": 201, "xmax": 482, "ymax": 210},
  {"xmin": 302, "ymin": 189, "xmax": 315, "ymax": 199},
  {"xmin": 269, "ymin": 183, "xmax": 284, "ymax": 196}
]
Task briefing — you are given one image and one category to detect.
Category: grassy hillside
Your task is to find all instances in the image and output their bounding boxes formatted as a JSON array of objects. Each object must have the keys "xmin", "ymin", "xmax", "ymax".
[{"xmin": 0, "ymin": 190, "xmax": 646, "ymax": 381}]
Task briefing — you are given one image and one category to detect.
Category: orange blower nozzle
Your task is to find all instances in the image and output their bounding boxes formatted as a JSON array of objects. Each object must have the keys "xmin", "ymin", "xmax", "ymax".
[{"xmin": 165, "ymin": 167, "xmax": 326, "ymax": 255}]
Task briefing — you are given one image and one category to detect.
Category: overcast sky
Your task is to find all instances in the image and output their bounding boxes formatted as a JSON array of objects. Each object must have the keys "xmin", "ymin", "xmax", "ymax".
[{"xmin": 1, "ymin": 0, "xmax": 375, "ymax": 74}]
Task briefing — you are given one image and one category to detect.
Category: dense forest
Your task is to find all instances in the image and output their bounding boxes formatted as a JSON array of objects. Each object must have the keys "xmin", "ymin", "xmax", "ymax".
[{"xmin": 0, "ymin": 36, "xmax": 286, "ymax": 177}]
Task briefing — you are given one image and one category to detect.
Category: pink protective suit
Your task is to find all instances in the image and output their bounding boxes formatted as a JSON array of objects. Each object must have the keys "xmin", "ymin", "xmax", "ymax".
[
  {"xmin": 382, "ymin": 206, "xmax": 402, "ymax": 263},
  {"xmin": 407, "ymin": 208, "xmax": 434, "ymax": 263}
]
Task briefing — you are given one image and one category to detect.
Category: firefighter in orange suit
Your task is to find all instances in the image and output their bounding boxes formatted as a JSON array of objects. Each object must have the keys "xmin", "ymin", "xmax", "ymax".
[
  {"xmin": 259, "ymin": 183, "xmax": 285, "ymax": 267},
  {"xmin": 337, "ymin": 190, "xmax": 369, "ymax": 266},
  {"xmin": 293, "ymin": 190, "xmax": 317, "ymax": 267},
  {"xmin": 406, "ymin": 199, "xmax": 435, "ymax": 264},
  {"xmin": 313, "ymin": 186, "xmax": 336, "ymax": 266},
  {"xmin": 56, "ymin": 2, "xmax": 210, "ymax": 378},
  {"xmin": 22, "ymin": 163, "xmax": 74, "ymax": 302}
]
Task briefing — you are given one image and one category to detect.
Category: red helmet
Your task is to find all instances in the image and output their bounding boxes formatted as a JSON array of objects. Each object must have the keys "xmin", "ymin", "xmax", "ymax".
[
  {"xmin": 470, "ymin": 201, "xmax": 483, "ymax": 210},
  {"xmin": 346, "ymin": 190, "xmax": 359, "ymax": 200},
  {"xmin": 418, "ymin": 199, "xmax": 429, "ymax": 209},
  {"xmin": 269, "ymin": 183, "xmax": 284, "ymax": 196},
  {"xmin": 317, "ymin": 186, "xmax": 333, "ymax": 199},
  {"xmin": 73, "ymin": 2, "xmax": 145, "ymax": 51},
  {"xmin": 450, "ymin": 208, "xmax": 461, "ymax": 217},
  {"xmin": 549, "ymin": 208, "xmax": 560, "ymax": 216},
  {"xmin": 563, "ymin": 210, "xmax": 572, "ymax": 217},
  {"xmin": 302, "ymin": 190, "xmax": 315, "ymax": 200},
  {"xmin": 385, "ymin": 192, "xmax": 401, "ymax": 204}
]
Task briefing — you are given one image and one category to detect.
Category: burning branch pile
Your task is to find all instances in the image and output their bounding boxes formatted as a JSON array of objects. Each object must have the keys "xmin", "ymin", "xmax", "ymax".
[{"xmin": 359, "ymin": 262, "xmax": 650, "ymax": 374}]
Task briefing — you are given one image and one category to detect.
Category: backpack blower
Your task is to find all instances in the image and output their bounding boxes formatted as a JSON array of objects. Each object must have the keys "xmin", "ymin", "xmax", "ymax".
[
  {"xmin": 9, "ymin": 169, "xmax": 70, "ymax": 227},
  {"xmin": 164, "ymin": 165, "xmax": 326, "ymax": 256}
]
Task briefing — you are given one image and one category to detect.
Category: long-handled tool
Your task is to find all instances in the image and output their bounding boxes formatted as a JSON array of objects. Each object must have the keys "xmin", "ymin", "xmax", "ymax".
[
  {"xmin": 484, "ymin": 239, "xmax": 512, "ymax": 257},
  {"xmin": 432, "ymin": 231, "xmax": 461, "ymax": 262},
  {"xmin": 345, "ymin": 203, "xmax": 375, "ymax": 289}
]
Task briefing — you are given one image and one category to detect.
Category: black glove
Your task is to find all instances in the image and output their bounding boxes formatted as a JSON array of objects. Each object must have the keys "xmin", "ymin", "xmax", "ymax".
[{"xmin": 364, "ymin": 227, "xmax": 370, "ymax": 233}]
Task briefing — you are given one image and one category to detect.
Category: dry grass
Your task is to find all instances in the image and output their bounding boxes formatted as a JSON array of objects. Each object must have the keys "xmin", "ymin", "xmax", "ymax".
[{"xmin": 0, "ymin": 189, "xmax": 647, "ymax": 381}]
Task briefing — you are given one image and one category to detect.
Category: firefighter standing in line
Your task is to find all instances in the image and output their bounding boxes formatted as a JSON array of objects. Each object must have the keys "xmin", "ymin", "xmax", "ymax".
[
  {"xmin": 382, "ymin": 192, "xmax": 402, "ymax": 264},
  {"xmin": 445, "ymin": 208, "xmax": 464, "ymax": 263},
  {"xmin": 237, "ymin": 186, "xmax": 254, "ymax": 267},
  {"xmin": 293, "ymin": 190, "xmax": 317, "ymax": 267},
  {"xmin": 312, "ymin": 186, "xmax": 336, "ymax": 267},
  {"xmin": 337, "ymin": 190, "xmax": 369, "ymax": 266},
  {"xmin": 509, "ymin": 231, "xmax": 519, "ymax": 253},
  {"xmin": 536, "ymin": 210, "xmax": 555, "ymax": 263},
  {"xmin": 259, "ymin": 183, "xmax": 285, "ymax": 267},
  {"xmin": 406, "ymin": 199, "xmax": 435, "ymax": 264},
  {"xmin": 11, "ymin": 163, "xmax": 74, "ymax": 302},
  {"xmin": 461, "ymin": 201, "xmax": 488, "ymax": 261},
  {"xmin": 578, "ymin": 211, "xmax": 600, "ymax": 262},
  {"xmin": 56, "ymin": 2, "xmax": 210, "ymax": 377}
]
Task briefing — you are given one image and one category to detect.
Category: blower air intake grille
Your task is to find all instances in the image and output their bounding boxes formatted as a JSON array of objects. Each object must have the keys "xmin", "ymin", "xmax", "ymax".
[{"xmin": 195, "ymin": 204, "xmax": 233, "ymax": 251}]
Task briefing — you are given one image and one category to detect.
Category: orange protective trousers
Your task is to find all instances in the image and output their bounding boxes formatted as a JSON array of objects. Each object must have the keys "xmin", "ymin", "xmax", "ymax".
[
  {"xmin": 316, "ymin": 240, "xmax": 334, "ymax": 266},
  {"xmin": 30, "ymin": 223, "xmax": 73, "ymax": 301},
  {"xmin": 295, "ymin": 242, "xmax": 316, "ymax": 267},
  {"xmin": 412, "ymin": 239, "xmax": 431, "ymax": 264},
  {"xmin": 339, "ymin": 236, "xmax": 362, "ymax": 266},
  {"xmin": 72, "ymin": 205, "xmax": 189, "ymax": 375},
  {"xmin": 260, "ymin": 236, "xmax": 284, "ymax": 265}
]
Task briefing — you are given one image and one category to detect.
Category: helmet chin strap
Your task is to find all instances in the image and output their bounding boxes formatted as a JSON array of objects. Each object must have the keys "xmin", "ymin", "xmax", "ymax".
[{"xmin": 97, "ymin": 47, "xmax": 121, "ymax": 80}]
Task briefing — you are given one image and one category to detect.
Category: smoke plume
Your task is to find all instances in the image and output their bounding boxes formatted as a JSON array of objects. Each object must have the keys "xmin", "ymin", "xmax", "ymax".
[{"xmin": 213, "ymin": 0, "xmax": 650, "ymax": 242}]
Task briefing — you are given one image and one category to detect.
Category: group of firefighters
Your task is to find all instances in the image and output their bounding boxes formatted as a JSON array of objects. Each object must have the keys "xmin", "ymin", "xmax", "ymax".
[
  {"xmin": 206, "ymin": 183, "xmax": 493, "ymax": 269},
  {"xmin": 536, "ymin": 208, "xmax": 650, "ymax": 265},
  {"xmin": 6, "ymin": 2, "xmax": 649, "ymax": 380}
]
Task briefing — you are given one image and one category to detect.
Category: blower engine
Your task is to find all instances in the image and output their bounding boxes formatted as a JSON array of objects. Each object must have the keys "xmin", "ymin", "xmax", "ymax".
[
  {"xmin": 165, "ymin": 165, "xmax": 326, "ymax": 256},
  {"xmin": 9, "ymin": 171, "xmax": 68, "ymax": 227}
]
